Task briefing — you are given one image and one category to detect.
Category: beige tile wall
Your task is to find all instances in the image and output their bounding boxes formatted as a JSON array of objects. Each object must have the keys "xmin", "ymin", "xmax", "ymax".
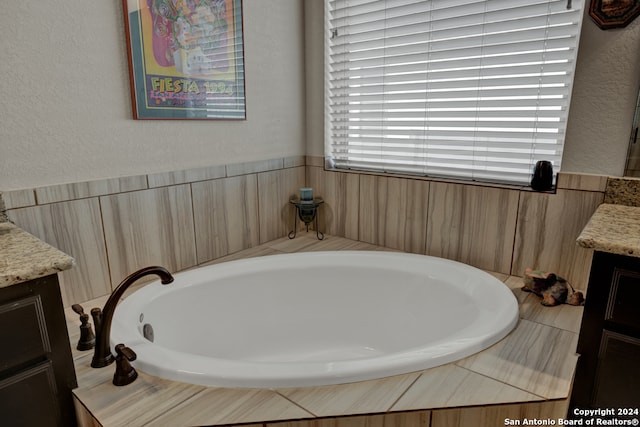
[
  {"xmin": 512, "ymin": 189, "xmax": 604, "ymax": 288},
  {"xmin": 430, "ymin": 399, "xmax": 569, "ymax": 427},
  {"xmin": 5, "ymin": 156, "xmax": 604, "ymax": 306},
  {"xmin": 306, "ymin": 167, "xmax": 359, "ymax": 240},
  {"xmin": 5, "ymin": 157, "xmax": 306, "ymax": 306},
  {"xmin": 7, "ymin": 198, "xmax": 111, "ymax": 303},
  {"xmin": 359, "ymin": 175, "xmax": 429, "ymax": 254},
  {"xmin": 100, "ymin": 184, "xmax": 198, "ymax": 289},
  {"xmin": 265, "ymin": 399, "xmax": 568, "ymax": 427},
  {"xmin": 427, "ymin": 181, "xmax": 519, "ymax": 273},
  {"xmin": 192, "ymin": 174, "xmax": 260, "ymax": 263},
  {"xmin": 267, "ymin": 411, "xmax": 432, "ymax": 427},
  {"xmin": 258, "ymin": 167, "xmax": 307, "ymax": 243},
  {"xmin": 307, "ymin": 163, "xmax": 605, "ymax": 285}
]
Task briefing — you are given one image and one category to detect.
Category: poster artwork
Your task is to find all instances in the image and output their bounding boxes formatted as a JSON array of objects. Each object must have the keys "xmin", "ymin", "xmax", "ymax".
[{"xmin": 124, "ymin": 0, "xmax": 245, "ymax": 119}]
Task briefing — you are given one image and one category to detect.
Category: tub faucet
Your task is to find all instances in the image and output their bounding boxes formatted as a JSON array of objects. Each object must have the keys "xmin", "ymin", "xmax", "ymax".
[{"xmin": 91, "ymin": 266, "xmax": 174, "ymax": 368}]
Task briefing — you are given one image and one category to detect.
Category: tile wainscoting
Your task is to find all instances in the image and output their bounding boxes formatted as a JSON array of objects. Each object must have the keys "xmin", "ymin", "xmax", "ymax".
[
  {"xmin": 307, "ymin": 159, "xmax": 607, "ymax": 289},
  {"xmin": 3, "ymin": 155, "xmax": 611, "ymax": 306},
  {"xmin": 4, "ymin": 157, "xmax": 306, "ymax": 306}
]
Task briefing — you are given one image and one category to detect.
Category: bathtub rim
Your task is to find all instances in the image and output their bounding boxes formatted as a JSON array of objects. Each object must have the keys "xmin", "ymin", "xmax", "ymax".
[{"xmin": 111, "ymin": 250, "xmax": 519, "ymax": 389}]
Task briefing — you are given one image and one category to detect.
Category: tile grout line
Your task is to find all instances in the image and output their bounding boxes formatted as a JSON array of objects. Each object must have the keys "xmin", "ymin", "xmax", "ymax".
[
  {"xmin": 272, "ymin": 391, "xmax": 320, "ymax": 419},
  {"xmin": 508, "ymin": 189, "xmax": 523, "ymax": 276},
  {"xmin": 141, "ymin": 388, "xmax": 211, "ymax": 427},
  {"xmin": 386, "ymin": 372, "xmax": 424, "ymax": 412},
  {"xmin": 523, "ymin": 314, "xmax": 583, "ymax": 336},
  {"xmin": 453, "ymin": 317, "xmax": 577, "ymax": 400},
  {"xmin": 452, "ymin": 363, "xmax": 551, "ymax": 403},
  {"xmin": 97, "ymin": 196, "xmax": 114, "ymax": 292},
  {"xmin": 188, "ymin": 182, "xmax": 200, "ymax": 266}
]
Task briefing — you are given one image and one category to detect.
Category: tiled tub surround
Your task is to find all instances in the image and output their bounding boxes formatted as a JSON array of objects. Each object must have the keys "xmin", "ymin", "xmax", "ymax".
[
  {"xmin": 70, "ymin": 234, "xmax": 582, "ymax": 427},
  {"xmin": 2, "ymin": 161, "xmax": 599, "ymax": 425},
  {"xmin": 306, "ymin": 159, "xmax": 607, "ymax": 288},
  {"xmin": 4, "ymin": 157, "xmax": 306, "ymax": 306},
  {"xmin": 4, "ymin": 157, "xmax": 606, "ymax": 309}
]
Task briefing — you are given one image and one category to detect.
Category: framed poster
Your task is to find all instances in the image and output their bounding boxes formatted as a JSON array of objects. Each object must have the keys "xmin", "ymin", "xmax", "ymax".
[{"xmin": 122, "ymin": 0, "xmax": 245, "ymax": 119}]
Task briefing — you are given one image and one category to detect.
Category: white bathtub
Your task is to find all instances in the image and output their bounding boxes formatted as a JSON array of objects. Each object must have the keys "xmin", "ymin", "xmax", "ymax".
[{"xmin": 111, "ymin": 251, "xmax": 519, "ymax": 388}]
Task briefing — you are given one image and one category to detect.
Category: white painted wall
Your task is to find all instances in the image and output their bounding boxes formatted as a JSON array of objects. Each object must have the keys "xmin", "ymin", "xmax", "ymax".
[
  {"xmin": 563, "ymin": 4, "xmax": 640, "ymax": 175},
  {"xmin": 3, "ymin": 1, "xmax": 640, "ymax": 191},
  {"xmin": 1, "ymin": 0, "xmax": 306, "ymax": 190},
  {"xmin": 304, "ymin": 0, "xmax": 640, "ymax": 177}
]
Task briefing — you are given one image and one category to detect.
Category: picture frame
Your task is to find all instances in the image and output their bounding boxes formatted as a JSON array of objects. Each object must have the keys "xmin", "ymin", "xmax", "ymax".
[
  {"xmin": 589, "ymin": 0, "xmax": 640, "ymax": 29},
  {"xmin": 122, "ymin": 0, "xmax": 245, "ymax": 119}
]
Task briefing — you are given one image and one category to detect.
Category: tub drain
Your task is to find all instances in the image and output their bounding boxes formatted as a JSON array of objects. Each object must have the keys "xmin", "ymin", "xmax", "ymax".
[{"xmin": 143, "ymin": 323, "xmax": 154, "ymax": 342}]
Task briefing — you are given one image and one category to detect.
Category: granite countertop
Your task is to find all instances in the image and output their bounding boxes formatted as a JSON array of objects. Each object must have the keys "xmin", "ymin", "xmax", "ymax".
[
  {"xmin": 0, "ymin": 222, "xmax": 74, "ymax": 288},
  {"xmin": 577, "ymin": 203, "xmax": 640, "ymax": 257}
]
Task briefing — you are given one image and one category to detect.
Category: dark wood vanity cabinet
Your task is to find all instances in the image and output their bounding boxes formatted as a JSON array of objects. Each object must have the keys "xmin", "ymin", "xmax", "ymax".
[
  {"xmin": 0, "ymin": 274, "xmax": 77, "ymax": 427},
  {"xmin": 570, "ymin": 251, "xmax": 640, "ymax": 410}
]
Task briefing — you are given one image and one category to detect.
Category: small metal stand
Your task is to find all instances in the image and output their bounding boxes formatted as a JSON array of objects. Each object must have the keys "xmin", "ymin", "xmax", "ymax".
[{"xmin": 289, "ymin": 197, "xmax": 324, "ymax": 240}]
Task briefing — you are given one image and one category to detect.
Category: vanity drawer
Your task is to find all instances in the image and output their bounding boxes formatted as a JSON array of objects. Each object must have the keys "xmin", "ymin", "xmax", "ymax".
[
  {"xmin": 0, "ymin": 360, "xmax": 60, "ymax": 427},
  {"xmin": 0, "ymin": 295, "xmax": 51, "ymax": 374}
]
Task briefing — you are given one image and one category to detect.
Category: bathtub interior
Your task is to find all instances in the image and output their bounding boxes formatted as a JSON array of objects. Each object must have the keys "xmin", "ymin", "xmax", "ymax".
[{"xmin": 111, "ymin": 251, "xmax": 519, "ymax": 388}]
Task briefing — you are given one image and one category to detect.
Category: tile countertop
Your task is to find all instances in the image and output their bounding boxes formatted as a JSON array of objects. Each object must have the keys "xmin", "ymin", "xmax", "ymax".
[
  {"xmin": 0, "ymin": 222, "xmax": 74, "ymax": 288},
  {"xmin": 70, "ymin": 235, "xmax": 583, "ymax": 427},
  {"xmin": 577, "ymin": 203, "xmax": 640, "ymax": 257}
]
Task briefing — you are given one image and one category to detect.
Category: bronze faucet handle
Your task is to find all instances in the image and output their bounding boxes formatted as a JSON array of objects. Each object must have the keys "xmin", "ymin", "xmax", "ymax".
[
  {"xmin": 115, "ymin": 344, "xmax": 137, "ymax": 361},
  {"xmin": 71, "ymin": 303, "xmax": 85, "ymax": 316},
  {"xmin": 113, "ymin": 344, "xmax": 138, "ymax": 386},
  {"xmin": 77, "ymin": 313, "xmax": 96, "ymax": 351},
  {"xmin": 71, "ymin": 304, "xmax": 96, "ymax": 351}
]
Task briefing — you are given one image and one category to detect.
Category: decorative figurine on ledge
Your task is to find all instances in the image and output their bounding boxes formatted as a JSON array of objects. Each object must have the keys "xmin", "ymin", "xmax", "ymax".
[{"xmin": 522, "ymin": 268, "xmax": 585, "ymax": 306}]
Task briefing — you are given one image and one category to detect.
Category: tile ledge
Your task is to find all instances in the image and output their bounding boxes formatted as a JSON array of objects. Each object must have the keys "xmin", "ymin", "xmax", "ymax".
[{"xmin": 7, "ymin": 156, "xmax": 309, "ymax": 207}]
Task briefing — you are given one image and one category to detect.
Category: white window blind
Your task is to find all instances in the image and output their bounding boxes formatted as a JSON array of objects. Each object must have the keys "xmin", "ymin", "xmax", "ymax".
[{"xmin": 326, "ymin": 0, "xmax": 584, "ymax": 185}]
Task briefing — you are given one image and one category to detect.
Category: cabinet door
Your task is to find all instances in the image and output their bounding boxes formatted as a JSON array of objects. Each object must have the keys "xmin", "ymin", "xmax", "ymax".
[
  {"xmin": 592, "ymin": 330, "xmax": 640, "ymax": 407},
  {"xmin": 0, "ymin": 361, "xmax": 61, "ymax": 427},
  {"xmin": 0, "ymin": 276, "xmax": 77, "ymax": 427}
]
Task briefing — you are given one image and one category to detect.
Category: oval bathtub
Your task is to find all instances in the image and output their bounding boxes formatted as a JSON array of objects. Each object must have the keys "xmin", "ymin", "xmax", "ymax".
[{"xmin": 111, "ymin": 251, "xmax": 519, "ymax": 388}]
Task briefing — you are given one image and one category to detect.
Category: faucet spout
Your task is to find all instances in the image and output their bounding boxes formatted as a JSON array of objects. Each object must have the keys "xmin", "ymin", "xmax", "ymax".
[{"xmin": 91, "ymin": 266, "xmax": 174, "ymax": 368}]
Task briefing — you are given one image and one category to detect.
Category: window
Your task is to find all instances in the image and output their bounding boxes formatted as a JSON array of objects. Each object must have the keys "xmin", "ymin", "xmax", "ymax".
[{"xmin": 325, "ymin": 0, "xmax": 584, "ymax": 185}]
